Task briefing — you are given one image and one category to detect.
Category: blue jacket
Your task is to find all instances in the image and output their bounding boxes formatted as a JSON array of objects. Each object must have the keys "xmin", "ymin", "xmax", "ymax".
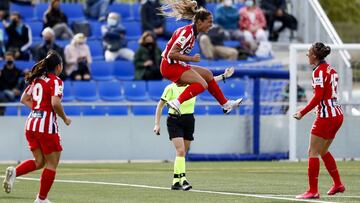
[{"xmin": 215, "ymin": 5, "xmax": 239, "ymax": 30}]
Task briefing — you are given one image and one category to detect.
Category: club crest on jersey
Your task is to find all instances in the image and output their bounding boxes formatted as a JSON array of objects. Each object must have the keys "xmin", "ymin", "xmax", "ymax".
[
  {"xmin": 178, "ymin": 36, "xmax": 186, "ymax": 46},
  {"xmin": 58, "ymin": 86, "xmax": 63, "ymax": 94}
]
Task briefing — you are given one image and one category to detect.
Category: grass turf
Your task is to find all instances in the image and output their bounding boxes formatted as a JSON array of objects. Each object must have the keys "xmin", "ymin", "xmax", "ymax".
[{"xmin": 0, "ymin": 161, "xmax": 359, "ymax": 203}]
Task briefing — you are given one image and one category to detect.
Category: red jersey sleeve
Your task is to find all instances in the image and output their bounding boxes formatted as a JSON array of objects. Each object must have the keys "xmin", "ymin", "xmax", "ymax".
[
  {"xmin": 50, "ymin": 78, "xmax": 64, "ymax": 98},
  {"xmin": 174, "ymin": 28, "xmax": 192, "ymax": 49},
  {"xmin": 24, "ymin": 83, "xmax": 34, "ymax": 95},
  {"xmin": 300, "ymin": 68, "xmax": 326, "ymax": 116}
]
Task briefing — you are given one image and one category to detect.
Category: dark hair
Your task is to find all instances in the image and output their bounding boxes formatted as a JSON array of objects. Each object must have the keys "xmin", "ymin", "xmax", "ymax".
[
  {"xmin": 138, "ymin": 31, "xmax": 156, "ymax": 46},
  {"xmin": 10, "ymin": 12, "xmax": 22, "ymax": 19},
  {"xmin": 25, "ymin": 51, "xmax": 62, "ymax": 83},
  {"xmin": 311, "ymin": 42, "xmax": 331, "ymax": 60},
  {"xmin": 158, "ymin": 0, "xmax": 211, "ymax": 22}
]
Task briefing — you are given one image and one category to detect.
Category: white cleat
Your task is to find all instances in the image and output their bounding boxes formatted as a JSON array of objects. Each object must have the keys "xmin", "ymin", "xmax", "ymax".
[
  {"xmin": 222, "ymin": 98, "xmax": 243, "ymax": 114},
  {"xmin": 166, "ymin": 99, "xmax": 181, "ymax": 116},
  {"xmin": 34, "ymin": 195, "xmax": 52, "ymax": 203},
  {"xmin": 3, "ymin": 166, "xmax": 16, "ymax": 193}
]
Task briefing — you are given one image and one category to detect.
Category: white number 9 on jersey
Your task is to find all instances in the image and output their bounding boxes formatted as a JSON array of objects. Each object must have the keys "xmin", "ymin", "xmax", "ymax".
[{"xmin": 32, "ymin": 83, "xmax": 43, "ymax": 109}]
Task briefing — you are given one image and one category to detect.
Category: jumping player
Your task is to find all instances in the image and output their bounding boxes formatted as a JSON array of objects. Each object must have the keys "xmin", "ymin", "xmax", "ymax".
[
  {"xmin": 2, "ymin": 51, "xmax": 71, "ymax": 203},
  {"xmin": 154, "ymin": 67, "xmax": 235, "ymax": 190},
  {"xmin": 158, "ymin": 0, "xmax": 242, "ymax": 115},
  {"xmin": 293, "ymin": 42, "xmax": 345, "ymax": 199}
]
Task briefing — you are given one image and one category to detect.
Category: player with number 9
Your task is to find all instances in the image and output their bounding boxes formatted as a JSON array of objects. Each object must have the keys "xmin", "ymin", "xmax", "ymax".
[
  {"xmin": 293, "ymin": 42, "xmax": 345, "ymax": 199},
  {"xmin": 2, "ymin": 51, "xmax": 71, "ymax": 203}
]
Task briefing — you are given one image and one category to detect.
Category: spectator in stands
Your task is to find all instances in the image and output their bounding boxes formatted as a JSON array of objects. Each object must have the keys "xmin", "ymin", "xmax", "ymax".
[
  {"xmin": 85, "ymin": 0, "xmax": 114, "ymax": 22},
  {"xmin": 43, "ymin": 0, "xmax": 74, "ymax": 40},
  {"xmin": 3, "ymin": 12, "xmax": 32, "ymax": 60},
  {"xmin": 134, "ymin": 31, "xmax": 162, "ymax": 80},
  {"xmin": 196, "ymin": 0, "xmax": 206, "ymax": 8},
  {"xmin": 199, "ymin": 25, "xmax": 239, "ymax": 61},
  {"xmin": 102, "ymin": 12, "xmax": 134, "ymax": 61},
  {"xmin": 32, "ymin": 27, "xmax": 64, "ymax": 62},
  {"xmin": 64, "ymin": 33, "xmax": 91, "ymax": 81},
  {"xmin": 0, "ymin": 51, "xmax": 23, "ymax": 102},
  {"xmin": 11, "ymin": 0, "xmax": 39, "ymax": 5},
  {"xmin": 260, "ymin": 0, "xmax": 298, "ymax": 41},
  {"xmin": 215, "ymin": 0, "xmax": 243, "ymax": 41},
  {"xmin": 140, "ymin": 0, "xmax": 172, "ymax": 40},
  {"xmin": 0, "ymin": 0, "xmax": 10, "ymax": 20},
  {"xmin": 239, "ymin": 0, "xmax": 267, "ymax": 52}
]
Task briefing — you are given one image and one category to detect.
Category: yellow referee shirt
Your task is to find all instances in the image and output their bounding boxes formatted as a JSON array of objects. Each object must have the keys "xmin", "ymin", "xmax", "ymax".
[{"xmin": 161, "ymin": 83, "xmax": 196, "ymax": 115}]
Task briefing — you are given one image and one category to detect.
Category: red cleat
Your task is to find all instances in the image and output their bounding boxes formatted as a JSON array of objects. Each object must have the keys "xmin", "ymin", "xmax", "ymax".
[
  {"xmin": 296, "ymin": 191, "xmax": 320, "ymax": 199},
  {"xmin": 327, "ymin": 184, "xmax": 345, "ymax": 195}
]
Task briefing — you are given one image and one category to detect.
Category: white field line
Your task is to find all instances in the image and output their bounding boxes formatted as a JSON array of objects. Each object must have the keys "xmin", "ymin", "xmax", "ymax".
[
  {"xmin": 0, "ymin": 176, "xmax": 339, "ymax": 203},
  {"xmin": 268, "ymin": 194, "xmax": 360, "ymax": 198}
]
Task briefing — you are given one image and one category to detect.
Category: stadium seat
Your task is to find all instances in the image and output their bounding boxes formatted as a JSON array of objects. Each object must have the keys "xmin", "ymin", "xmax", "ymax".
[
  {"xmin": 60, "ymin": 3, "xmax": 85, "ymax": 21},
  {"xmin": 34, "ymin": 3, "xmax": 48, "ymax": 20},
  {"xmin": 157, "ymin": 40, "xmax": 168, "ymax": 51},
  {"xmin": 55, "ymin": 40, "xmax": 70, "ymax": 48},
  {"xmin": 21, "ymin": 106, "xmax": 31, "ymax": 116},
  {"xmin": 82, "ymin": 106, "xmax": 107, "ymax": 116},
  {"xmin": 64, "ymin": 106, "xmax": 81, "ymax": 116},
  {"xmin": 4, "ymin": 107, "xmax": 20, "ymax": 116},
  {"xmin": 194, "ymin": 105, "xmax": 207, "ymax": 115},
  {"xmin": 123, "ymin": 81, "xmax": 148, "ymax": 101},
  {"xmin": 15, "ymin": 61, "xmax": 34, "ymax": 71},
  {"xmin": 132, "ymin": 3, "xmax": 141, "ymax": 20},
  {"xmin": 87, "ymin": 40, "xmax": 104, "ymax": 61},
  {"xmin": 208, "ymin": 105, "xmax": 236, "ymax": 115},
  {"xmin": 199, "ymin": 90, "xmax": 215, "ymax": 101},
  {"xmin": 132, "ymin": 105, "xmax": 156, "ymax": 115},
  {"xmin": 63, "ymin": 81, "xmax": 75, "ymax": 102},
  {"xmin": 28, "ymin": 21, "xmax": 43, "ymax": 41},
  {"xmin": 89, "ymin": 21, "xmax": 103, "ymax": 39},
  {"xmin": 224, "ymin": 40, "xmax": 240, "ymax": 47},
  {"xmin": 10, "ymin": 3, "xmax": 35, "ymax": 20},
  {"xmin": 122, "ymin": 21, "xmax": 142, "ymax": 41},
  {"xmin": 127, "ymin": 41, "xmax": 139, "ymax": 52},
  {"xmin": 166, "ymin": 20, "xmax": 189, "ymax": 33},
  {"xmin": 98, "ymin": 81, "xmax": 124, "ymax": 101},
  {"xmin": 107, "ymin": 106, "xmax": 128, "ymax": 116},
  {"xmin": 91, "ymin": 61, "xmax": 114, "ymax": 81},
  {"xmin": 73, "ymin": 81, "xmax": 99, "ymax": 101},
  {"xmin": 113, "ymin": 61, "xmax": 134, "ymax": 80},
  {"xmin": 191, "ymin": 43, "xmax": 201, "ymax": 55},
  {"xmin": 206, "ymin": 3, "xmax": 217, "ymax": 14},
  {"xmin": 222, "ymin": 79, "xmax": 246, "ymax": 100},
  {"xmin": 147, "ymin": 80, "xmax": 170, "ymax": 101},
  {"xmin": 108, "ymin": 3, "xmax": 133, "ymax": 21}
]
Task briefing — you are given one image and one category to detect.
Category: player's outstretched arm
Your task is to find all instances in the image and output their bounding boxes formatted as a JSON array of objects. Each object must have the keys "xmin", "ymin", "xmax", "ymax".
[
  {"xmin": 51, "ymin": 96, "xmax": 71, "ymax": 126},
  {"xmin": 214, "ymin": 67, "xmax": 235, "ymax": 82},
  {"xmin": 154, "ymin": 99, "xmax": 166, "ymax": 136},
  {"xmin": 20, "ymin": 90, "xmax": 32, "ymax": 109}
]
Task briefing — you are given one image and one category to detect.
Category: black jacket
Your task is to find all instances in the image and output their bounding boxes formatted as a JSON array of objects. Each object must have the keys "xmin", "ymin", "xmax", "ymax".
[
  {"xmin": 260, "ymin": 0, "xmax": 286, "ymax": 14},
  {"xmin": 0, "ymin": 64, "xmax": 22, "ymax": 91},
  {"xmin": 44, "ymin": 9, "xmax": 68, "ymax": 28},
  {"xmin": 0, "ymin": 0, "xmax": 10, "ymax": 11},
  {"xmin": 103, "ymin": 25, "xmax": 127, "ymax": 52},
  {"xmin": 32, "ymin": 42, "xmax": 65, "ymax": 63},
  {"xmin": 140, "ymin": 0, "xmax": 165, "ymax": 31},
  {"xmin": 5, "ymin": 22, "xmax": 31, "ymax": 51}
]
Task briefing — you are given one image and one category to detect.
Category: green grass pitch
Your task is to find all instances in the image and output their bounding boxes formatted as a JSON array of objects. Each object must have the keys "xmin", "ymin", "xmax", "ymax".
[{"xmin": 0, "ymin": 161, "xmax": 359, "ymax": 203}]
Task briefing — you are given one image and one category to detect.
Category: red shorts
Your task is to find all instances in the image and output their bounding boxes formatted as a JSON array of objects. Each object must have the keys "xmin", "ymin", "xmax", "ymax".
[
  {"xmin": 160, "ymin": 58, "xmax": 191, "ymax": 83},
  {"xmin": 311, "ymin": 115, "xmax": 343, "ymax": 139},
  {"xmin": 25, "ymin": 131, "xmax": 63, "ymax": 155}
]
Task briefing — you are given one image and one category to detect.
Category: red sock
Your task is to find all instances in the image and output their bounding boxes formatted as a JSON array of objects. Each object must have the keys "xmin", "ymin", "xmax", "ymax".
[
  {"xmin": 39, "ymin": 168, "xmax": 56, "ymax": 200},
  {"xmin": 178, "ymin": 83, "xmax": 205, "ymax": 104},
  {"xmin": 16, "ymin": 160, "xmax": 36, "ymax": 177},
  {"xmin": 308, "ymin": 157, "xmax": 320, "ymax": 193},
  {"xmin": 321, "ymin": 152, "xmax": 342, "ymax": 186},
  {"xmin": 207, "ymin": 79, "xmax": 227, "ymax": 105}
]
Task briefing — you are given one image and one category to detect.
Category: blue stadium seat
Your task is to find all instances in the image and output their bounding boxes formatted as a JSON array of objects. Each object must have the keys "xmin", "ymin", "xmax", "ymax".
[
  {"xmin": 21, "ymin": 106, "xmax": 31, "ymax": 116},
  {"xmin": 157, "ymin": 40, "xmax": 168, "ymax": 51},
  {"xmin": 199, "ymin": 90, "xmax": 215, "ymax": 101},
  {"xmin": 82, "ymin": 106, "xmax": 107, "ymax": 116},
  {"xmin": 127, "ymin": 41, "xmax": 139, "ymax": 52},
  {"xmin": 206, "ymin": 3, "xmax": 217, "ymax": 14},
  {"xmin": 15, "ymin": 61, "xmax": 34, "ymax": 71},
  {"xmin": 194, "ymin": 105, "xmax": 207, "ymax": 115},
  {"xmin": 222, "ymin": 79, "xmax": 246, "ymax": 100},
  {"xmin": 234, "ymin": 3, "xmax": 245, "ymax": 11},
  {"xmin": 89, "ymin": 21, "xmax": 103, "ymax": 39},
  {"xmin": 191, "ymin": 43, "xmax": 201, "ymax": 55},
  {"xmin": 123, "ymin": 81, "xmax": 148, "ymax": 101},
  {"xmin": 113, "ymin": 61, "xmax": 134, "ymax": 80},
  {"xmin": 73, "ymin": 81, "xmax": 99, "ymax": 101},
  {"xmin": 10, "ymin": 4, "xmax": 35, "ymax": 20},
  {"xmin": 4, "ymin": 107, "xmax": 20, "ymax": 116},
  {"xmin": 208, "ymin": 105, "xmax": 236, "ymax": 115},
  {"xmin": 28, "ymin": 21, "xmax": 43, "ymax": 41},
  {"xmin": 60, "ymin": 3, "xmax": 85, "ymax": 21},
  {"xmin": 34, "ymin": 3, "xmax": 48, "ymax": 20},
  {"xmin": 63, "ymin": 81, "xmax": 75, "ymax": 102},
  {"xmin": 91, "ymin": 61, "xmax": 114, "ymax": 81},
  {"xmin": 108, "ymin": 3, "xmax": 133, "ymax": 21},
  {"xmin": 87, "ymin": 40, "xmax": 104, "ymax": 60},
  {"xmin": 132, "ymin": 3, "xmax": 141, "ymax": 20},
  {"xmin": 132, "ymin": 105, "xmax": 156, "ymax": 115},
  {"xmin": 55, "ymin": 40, "xmax": 70, "ymax": 48},
  {"xmin": 64, "ymin": 106, "xmax": 81, "ymax": 116},
  {"xmin": 147, "ymin": 80, "xmax": 170, "ymax": 101},
  {"xmin": 166, "ymin": 20, "xmax": 189, "ymax": 33},
  {"xmin": 98, "ymin": 81, "xmax": 124, "ymax": 101},
  {"xmin": 122, "ymin": 21, "xmax": 142, "ymax": 40},
  {"xmin": 224, "ymin": 40, "xmax": 240, "ymax": 47},
  {"xmin": 107, "ymin": 106, "xmax": 128, "ymax": 116}
]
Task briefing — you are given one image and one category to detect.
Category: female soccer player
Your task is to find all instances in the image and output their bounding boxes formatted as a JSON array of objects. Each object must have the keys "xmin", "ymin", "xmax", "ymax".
[
  {"xmin": 293, "ymin": 42, "xmax": 345, "ymax": 199},
  {"xmin": 158, "ymin": 0, "xmax": 242, "ymax": 115},
  {"xmin": 3, "ymin": 51, "xmax": 71, "ymax": 203},
  {"xmin": 153, "ymin": 67, "xmax": 234, "ymax": 190}
]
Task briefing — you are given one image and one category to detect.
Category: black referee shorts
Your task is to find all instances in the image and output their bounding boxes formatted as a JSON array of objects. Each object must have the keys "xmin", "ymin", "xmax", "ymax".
[{"xmin": 166, "ymin": 114, "xmax": 195, "ymax": 141}]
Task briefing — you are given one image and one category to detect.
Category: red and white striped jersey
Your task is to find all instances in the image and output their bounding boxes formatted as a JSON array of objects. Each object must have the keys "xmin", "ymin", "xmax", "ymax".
[
  {"xmin": 24, "ymin": 73, "xmax": 63, "ymax": 134},
  {"xmin": 300, "ymin": 61, "xmax": 343, "ymax": 118},
  {"xmin": 161, "ymin": 24, "xmax": 197, "ymax": 64}
]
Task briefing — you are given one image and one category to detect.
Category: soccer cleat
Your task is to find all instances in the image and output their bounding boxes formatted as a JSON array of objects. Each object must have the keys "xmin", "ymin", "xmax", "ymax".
[
  {"xmin": 167, "ymin": 99, "xmax": 181, "ymax": 116},
  {"xmin": 295, "ymin": 191, "xmax": 320, "ymax": 199},
  {"xmin": 171, "ymin": 182, "xmax": 183, "ymax": 190},
  {"xmin": 222, "ymin": 98, "xmax": 243, "ymax": 114},
  {"xmin": 34, "ymin": 196, "xmax": 52, "ymax": 203},
  {"xmin": 3, "ymin": 166, "xmax": 16, "ymax": 193},
  {"xmin": 327, "ymin": 184, "xmax": 345, "ymax": 195},
  {"xmin": 181, "ymin": 180, "xmax": 192, "ymax": 191}
]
